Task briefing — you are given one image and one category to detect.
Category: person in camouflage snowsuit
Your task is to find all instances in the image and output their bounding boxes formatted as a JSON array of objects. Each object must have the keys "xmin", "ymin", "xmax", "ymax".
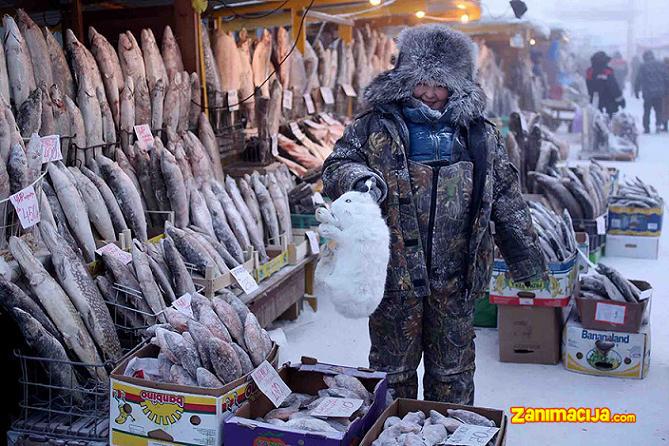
[{"xmin": 322, "ymin": 25, "xmax": 546, "ymax": 405}]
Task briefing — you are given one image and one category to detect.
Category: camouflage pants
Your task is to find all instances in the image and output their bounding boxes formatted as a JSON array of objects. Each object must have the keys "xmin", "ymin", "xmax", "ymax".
[{"xmin": 369, "ymin": 160, "xmax": 476, "ymax": 405}]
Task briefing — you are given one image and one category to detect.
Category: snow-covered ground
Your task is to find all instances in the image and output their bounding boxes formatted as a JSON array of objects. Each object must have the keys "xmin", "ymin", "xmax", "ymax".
[{"xmin": 272, "ymin": 94, "xmax": 669, "ymax": 445}]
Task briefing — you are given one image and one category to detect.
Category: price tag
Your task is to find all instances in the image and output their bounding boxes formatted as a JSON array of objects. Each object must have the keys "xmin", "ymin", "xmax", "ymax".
[
  {"xmin": 320, "ymin": 86, "xmax": 335, "ymax": 105},
  {"xmin": 445, "ymin": 425, "xmax": 500, "ymax": 446},
  {"xmin": 289, "ymin": 122, "xmax": 300, "ymax": 136},
  {"xmin": 341, "ymin": 83, "xmax": 357, "ymax": 97},
  {"xmin": 96, "ymin": 243, "xmax": 132, "ymax": 265},
  {"xmin": 312, "ymin": 192, "xmax": 325, "ymax": 205},
  {"xmin": 304, "ymin": 93, "xmax": 315, "ymax": 114},
  {"xmin": 310, "ymin": 397, "xmax": 363, "ymax": 418},
  {"xmin": 250, "ymin": 360, "xmax": 291, "ymax": 408},
  {"xmin": 227, "ymin": 90, "xmax": 240, "ymax": 111},
  {"xmin": 134, "ymin": 124, "xmax": 154, "ymax": 151},
  {"xmin": 304, "ymin": 119, "xmax": 324, "ymax": 129},
  {"xmin": 596, "ymin": 215, "xmax": 606, "ymax": 235},
  {"xmin": 320, "ymin": 112, "xmax": 338, "ymax": 126},
  {"xmin": 231, "ymin": 265, "xmax": 259, "ymax": 294},
  {"xmin": 271, "ymin": 134, "xmax": 279, "ymax": 157},
  {"xmin": 41, "ymin": 135, "xmax": 62, "ymax": 162},
  {"xmin": 9, "ymin": 185, "xmax": 40, "ymax": 228},
  {"xmin": 305, "ymin": 230, "xmax": 320, "ymax": 255},
  {"xmin": 172, "ymin": 293, "xmax": 194, "ymax": 318},
  {"xmin": 595, "ymin": 302, "xmax": 626, "ymax": 325},
  {"xmin": 518, "ymin": 297, "xmax": 534, "ymax": 305},
  {"xmin": 282, "ymin": 89, "xmax": 293, "ymax": 110}
]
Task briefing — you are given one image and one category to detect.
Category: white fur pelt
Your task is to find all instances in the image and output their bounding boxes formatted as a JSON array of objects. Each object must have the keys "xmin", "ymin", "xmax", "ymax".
[{"xmin": 314, "ymin": 191, "xmax": 390, "ymax": 319}]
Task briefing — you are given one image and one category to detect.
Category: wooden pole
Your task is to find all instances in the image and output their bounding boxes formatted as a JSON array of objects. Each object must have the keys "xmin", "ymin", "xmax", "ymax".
[
  {"xmin": 71, "ymin": 0, "xmax": 84, "ymax": 41},
  {"xmin": 196, "ymin": 18, "xmax": 209, "ymax": 119},
  {"xmin": 173, "ymin": 0, "xmax": 199, "ymax": 73},
  {"xmin": 291, "ymin": 7, "xmax": 306, "ymax": 54}
]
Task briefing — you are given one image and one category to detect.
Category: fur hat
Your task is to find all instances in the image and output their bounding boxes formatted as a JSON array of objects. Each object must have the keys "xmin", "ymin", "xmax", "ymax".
[{"xmin": 363, "ymin": 24, "xmax": 486, "ymax": 126}]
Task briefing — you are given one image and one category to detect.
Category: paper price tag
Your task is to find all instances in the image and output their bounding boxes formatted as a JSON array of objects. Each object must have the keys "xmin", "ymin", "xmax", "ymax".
[
  {"xmin": 96, "ymin": 243, "xmax": 132, "ymax": 265},
  {"xmin": 320, "ymin": 86, "xmax": 335, "ymax": 105},
  {"xmin": 341, "ymin": 83, "xmax": 357, "ymax": 97},
  {"xmin": 41, "ymin": 135, "xmax": 62, "ymax": 162},
  {"xmin": 595, "ymin": 302, "xmax": 626, "ymax": 325},
  {"xmin": 596, "ymin": 216, "xmax": 606, "ymax": 235},
  {"xmin": 310, "ymin": 397, "xmax": 363, "ymax": 418},
  {"xmin": 518, "ymin": 297, "xmax": 534, "ymax": 305},
  {"xmin": 304, "ymin": 93, "xmax": 315, "ymax": 114},
  {"xmin": 271, "ymin": 134, "xmax": 279, "ymax": 157},
  {"xmin": 289, "ymin": 122, "xmax": 300, "ymax": 135},
  {"xmin": 305, "ymin": 231, "xmax": 320, "ymax": 255},
  {"xmin": 172, "ymin": 293, "xmax": 194, "ymax": 318},
  {"xmin": 228, "ymin": 90, "xmax": 240, "ymax": 111},
  {"xmin": 282, "ymin": 89, "xmax": 293, "ymax": 110},
  {"xmin": 320, "ymin": 113, "xmax": 338, "ymax": 126},
  {"xmin": 134, "ymin": 124, "xmax": 154, "ymax": 151},
  {"xmin": 9, "ymin": 185, "xmax": 40, "ymax": 229},
  {"xmin": 312, "ymin": 192, "xmax": 325, "ymax": 205},
  {"xmin": 304, "ymin": 119, "xmax": 324, "ymax": 129},
  {"xmin": 231, "ymin": 265, "xmax": 259, "ymax": 294},
  {"xmin": 250, "ymin": 360, "xmax": 291, "ymax": 408},
  {"xmin": 445, "ymin": 425, "xmax": 500, "ymax": 446}
]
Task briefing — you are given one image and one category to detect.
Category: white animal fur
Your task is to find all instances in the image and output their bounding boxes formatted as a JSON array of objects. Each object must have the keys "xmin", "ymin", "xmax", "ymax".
[{"xmin": 314, "ymin": 191, "xmax": 390, "ymax": 319}]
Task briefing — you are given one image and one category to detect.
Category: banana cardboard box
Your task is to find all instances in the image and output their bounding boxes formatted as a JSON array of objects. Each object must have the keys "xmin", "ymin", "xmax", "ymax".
[
  {"xmin": 562, "ymin": 310, "xmax": 650, "ymax": 379},
  {"xmin": 489, "ymin": 251, "xmax": 578, "ymax": 307},
  {"xmin": 110, "ymin": 343, "xmax": 278, "ymax": 446}
]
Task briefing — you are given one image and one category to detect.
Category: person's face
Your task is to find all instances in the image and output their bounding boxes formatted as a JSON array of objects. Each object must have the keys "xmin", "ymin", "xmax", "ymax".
[{"xmin": 412, "ymin": 84, "xmax": 449, "ymax": 110}]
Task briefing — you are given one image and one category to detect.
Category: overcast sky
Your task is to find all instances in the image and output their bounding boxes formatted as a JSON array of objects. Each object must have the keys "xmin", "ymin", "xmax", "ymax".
[{"xmin": 483, "ymin": 0, "xmax": 668, "ymax": 52}]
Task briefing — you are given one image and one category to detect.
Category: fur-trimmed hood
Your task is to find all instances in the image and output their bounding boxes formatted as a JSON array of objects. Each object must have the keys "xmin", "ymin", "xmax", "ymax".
[{"xmin": 363, "ymin": 24, "xmax": 486, "ymax": 126}]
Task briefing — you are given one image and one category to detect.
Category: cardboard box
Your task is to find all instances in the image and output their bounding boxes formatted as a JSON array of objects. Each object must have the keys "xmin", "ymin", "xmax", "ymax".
[
  {"xmin": 562, "ymin": 311, "xmax": 651, "ymax": 379},
  {"xmin": 572, "ymin": 212, "xmax": 608, "ymax": 254},
  {"xmin": 224, "ymin": 360, "xmax": 387, "ymax": 446},
  {"xmin": 489, "ymin": 252, "xmax": 578, "ymax": 307},
  {"xmin": 608, "ymin": 203, "xmax": 663, "ymax": 237},
  {"xmin": 604, "ymin": 234, "xmax": 660, "ymax": 259},
  {"xmin": 110, "ymin": 343, "xmax": 278, "ymax": 446},
  {"xmin": 359, "ymin": 399, "xmax": 507, "ymax": 446},
  {"xmin": 498, "ymin": 305, "xmax": 563, "ymax": 364},
  {"xmin": 576, "ymin": 232, "xmax": 590, "ymax": 273},
  {"xmin": 576, "ymin": 280, "xmax": 652, "ymax": 333}
]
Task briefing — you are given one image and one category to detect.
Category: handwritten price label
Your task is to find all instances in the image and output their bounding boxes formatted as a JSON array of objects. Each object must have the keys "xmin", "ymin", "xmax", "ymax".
[
  {"xmin": 41, "ymin": 135, "xmax": 62, "ymax": 162},
  {"xmin": 341, "ymin": 83, "xmax": 357, "ymax": 97},
  {"xmin": 228, "ymin": 90, "xmax": 240, "ymax": 111},
  {"xmin": 305, "ymin": 230, "xmax": 320, "ymax": 255},
  {"xmin": 596, "ymin": 215, "xmax": 606, "ymax": 235},
  {"xmin": 96, "ymin": 243, "xmax": 132, "ymax": 265},
  {"xmin": 282, "ymin": 89, "xmax": 293, "ymax": 110},
  {"xmin": 250, "ymin": 360, "xmax": 291, "ymax": 408},
  {"xmin": 231, "ymin": 265, "xmax": 259, "ymax": 294},
  {"xmin": 271, "ymin": 134, "xmax": 279, "ymax": 157},
  {"xmin": 9, "ymin": 185, "xmax": 40, "ymax": 228},
  {"xmin": 320, "ymin": 86, "xmax": 335, "ymax": 105},
  {"xmin": 310, "ymin": 397, "xmax": 362, "ymax": 418},
  {"xmin": 172, "ymin": 293, "xmax": 194, "ymax": 318},
  {"xmin": 445, "ymin": 425, "xmax": 500, "ymax": 446},
  {"xmin": 320, "ymin": 113, "xmax": 338, "ymax": 126},
  {"xmin": 304, "ymin": 93, "xmax": 315, "ymax": 114},
  {"xmin": 134, "ymin": 124, "xmax": 154, "ymax": 151},
  {"xmin": 595, "ymin": 302, "xmax": 626, "ymax": 325}
]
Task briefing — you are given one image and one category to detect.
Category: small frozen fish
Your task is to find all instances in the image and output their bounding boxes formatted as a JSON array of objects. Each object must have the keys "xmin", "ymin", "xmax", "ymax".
[
  {"xmin": 231, "ymin": 342, "xmax": 254, "ymax": 375},
  {"xmin": 170, "ymin": 364, "xmax": 197, "ymax": 386},
  {"xmin": 447, "ymin": 409, "xmax": 495, "ymax": 427},
  {"xmin": 429, "ymin": 410, "xmax": 462, "ymax": 433},
  {"xmin": 265, "ymin": 403, "xmax": 300, "ymax": 421},
  {"xmin": 244, "ymin": 312, "xmax": 267, "ymax": 366},
  {"xmin": 383, "ymin": 416, "xmax": 402, "ymax": 430},
  {"xmin": 323, "ymin": 374, "xmax": 371, "ymax": 404},
  {"xmin": 196, "ymin": 367, "xmax": 224, "ymax": 388},
  {"xmin": 284, "ymin": 417, "xmax": 338, "ymax": 433},
  {"xmin": 207, "ymin": 337, "xmax": 242, "ymax": 384},
  {"xmin": 421, "ymin": 423, "xmax": 447, "ymax": 445}
]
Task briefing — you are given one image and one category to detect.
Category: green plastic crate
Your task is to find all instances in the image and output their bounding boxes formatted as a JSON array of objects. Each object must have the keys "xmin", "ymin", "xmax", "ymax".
[
  {"xmin": 291, "ymin": 213, "xmax": 319, "ymax": 229},
  {"xmin": 474, "ymin": 292, "xmax": 497, "ymax": 328}
]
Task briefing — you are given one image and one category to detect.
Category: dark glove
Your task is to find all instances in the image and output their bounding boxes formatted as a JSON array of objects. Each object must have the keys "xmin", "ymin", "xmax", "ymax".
[
  {"xmin": 618, "ymin": 98, "xmax": 626, "ymax": 109},
  {"xmin": 353, "ymin": 176, "xmax": 383, "ymax": 202}
]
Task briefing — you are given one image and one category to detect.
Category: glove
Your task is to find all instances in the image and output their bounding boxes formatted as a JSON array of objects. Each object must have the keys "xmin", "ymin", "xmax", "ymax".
[
  {"xmin": 618, "ymin": 98, "xmax": 626, "ymax": 109},
  {"xmin": 353, "ymin": 176, "xmax": 383, "ymax": 202}
]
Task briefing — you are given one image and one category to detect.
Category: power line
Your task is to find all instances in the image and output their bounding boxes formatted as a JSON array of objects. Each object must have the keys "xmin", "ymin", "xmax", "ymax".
[{"xmin": 210, "ymin": 0, "xmax": 291, "ymax": 19}]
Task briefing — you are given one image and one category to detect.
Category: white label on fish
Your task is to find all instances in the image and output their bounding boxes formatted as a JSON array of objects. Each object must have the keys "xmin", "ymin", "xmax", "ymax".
[
  {"xmin": 304, "ymin": 93, "xmax": 316, "ymax": 114},
  {"xmin": 96, "ymin": 243, "xmax": 132, "ymax": 265},
  {"xmin": 251, "ymin": 360, "xmax": 291, "ymax": 408},
  {"xmin": 228, "ymin": 90, "xmax": 240, "ymax": 111},
  {"xmin": 596, "ymin": 216, "xmax": 606, "ymax": 235},
  {"xmin": 320, "ymin": 87, "xmax": 335, "ymax": 105},
  {"xmin": 271, "ymin": 134, "xmax": 279, "ymax": 157},
  {"xmin": 283, "ymin": 90, "xmax": 293, "ymax": 110},
  {"xmin": 172, "ymin": 293, "xmax": 194, "ymax": 318},
  {"xmin": 595, "ymin": 302, "xmax": 626, "ymax": 325},
  {"xmin": 40, "ymin": 135, "xmax": 62, "ymax": 162},
  {"xmin": 134, "ymin": 124, "xmax": 154, "ymax": 151},
  {"xmin": 304, "ymin": 119, "xmax": 324, "ymax": 129},
  {"xmin": 9, "ymin": 185, "xmax": 40, "ymax": 229},
  {"xmin": 320, "ymin": 112, "xmax": 338, "ymax": 126},
  {"xmin": 305, "ymin": 231, "xmax": 320, "ymax": 255},
  {"xmin": 445, "ymin": 425, "xmax": 500, "ymax": 446},
  {"xmin": 341, "ymin": 83, "xmax": 357, "ymax": 97},
  {"xmin": 231, "ymin": 265, "xmax": 259, "ymax": 294},
  {"xmin": 310, "ymin": 397, "xmax": 363, "ymax": 418},
  {"xmin": 312, "ymin": 192, "xmax": 325, "ymax": 205}
]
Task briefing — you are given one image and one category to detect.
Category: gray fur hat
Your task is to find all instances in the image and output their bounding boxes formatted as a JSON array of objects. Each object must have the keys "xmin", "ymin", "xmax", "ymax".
[{"xmin": 363, "ymin": 24, "xmax": 486, "ymax": 126}]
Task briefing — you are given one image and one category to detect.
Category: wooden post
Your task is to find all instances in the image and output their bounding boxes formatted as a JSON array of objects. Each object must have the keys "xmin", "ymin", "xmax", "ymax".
[
  {"xmin": 291, "ymin": 7, "xmax": 305, "ymax": 54},
  {"xmin": 338, "ymin": 24, "xmax": 353, "ymax": 43},
  {"xmin": 71, "ymin": 0, "xmax": 84, "ymax": 41},
  {"xmin": 173, "ymin": 0, "xmax": 199, "ymax": 73},
  {"xmin": 196, "ymin": 18, "xmax": 209, "ymax": 119}
]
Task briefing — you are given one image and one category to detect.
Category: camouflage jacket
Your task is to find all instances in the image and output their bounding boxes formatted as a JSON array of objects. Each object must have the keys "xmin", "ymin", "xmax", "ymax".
[{"xmin": 322, "ymin": 104, "xmax": 546, "ymax": 298}]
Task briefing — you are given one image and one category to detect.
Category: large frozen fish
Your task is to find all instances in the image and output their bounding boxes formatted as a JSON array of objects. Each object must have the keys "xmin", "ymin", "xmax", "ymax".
[
  {"xmin": 17, "ymin": 88, "xmax": 42, "ymax": 137},
  {"xmin": 48, "ymin": 162, "xmax": 97, "ymax": 262},
  {"xmin": 150, "ymin": 78, "xmax": 166, "ymax": 131},
  {"xmin": 188, "ymin": 73, "xmax": 201, "ymax": 129},
  {"xmin": 43, "ymin": 28, "xmax": 74, "ymax": 100},
  {"xmin": 189, "ymin": 183, "xmax": 216, "ymax": 238},
  {"xmin": 80, "ymin": 165, "xmax": 128, "ymax": 235},
  {"xmin": 162, "ymin": 236, "xmax": 196, "ymax": 296},
  {"xmin": 41, "ymin": 221, "xmax": 122, "ymax": 361},
  {"xmin": 213, "ymin": 29, "xmax": 241, "ymax": 93},
  {"xmin": 119, "ymin": 76, "xmax": 135, "ymax": 154},
  {"xmin": 226, "ymin": 176, "xmax": 267, "ymax": 261},
  {"xmin": 183, "ymin": 130, "xmax": 214, "ymax": 183},
  {"xmin": 0, "ymin": 159, "xmax": 10, "ymax": 248},
  {"xmin": 42, "ymin": 181, "xmax": 80, "ymax": 254},
  {"xmin": 160, "ymin": 147, "xmax": 188, "ymax": 227},
  {"xmin": 78, "ymin": 78, "xmax": 104, "ymax": 156},
  {"xmin": 9, "ymin": 236, "xmax": 107, "ymax": 381},
  {"xmin": 150, "ymin": 139, "xmax": 170, "ymax": 211},
  {"xmin": 200, "ymin": 27, "xmax": 223, "ymax": 124},
  {"xmin": 89, "ymin": 27, "xmax": 122, "ymax": 127},
  {"xmin": 17, "ymin": 10, "xmax": 52, "ymax": 95},
  {"xmin": 132, "ymin": 242, "xmax": 168, "ymax": 321},
  {"xmin": 252, "ymin": 173, "xmax": 280, "ymax": 245},
  {"xmin": 141, "ymin": 28, "xmax": 168, "ymax": 94},
  {"xmin": 0, "ymin": 274, "xmax": 60, "ymax": 341},
  {"xmin": 118, "ymin": 31, "xmax": 151, "ymax": 125},
  {"xmin": 197, "ymin": 112, "xmax": 223, "ymax": 180},
  {"xmin": 211, "ymin": 180, "xmax": 251, "ymax": 251},
  {"xmin": 207, "ymin": 337, "xmax": 242, "ymax": 384},
  {"xmin": 69, "ymin": 167, "xmax": 116, "ymax": 241},
  {"xmin": 0, "ymin": 37, "xmax": 10, "ymax": 103},
  {"xmin": 243, "ymin": 313, "xmax": 268, "ymax": 366},
  {"xmin": 163, "ymin": 72, "xmax": 181, "ymax": 134},
  {"xmin": 239, "ymin": 176, "xmax": 263, "ymax": 235},
  {"xmin": 161, "ymin": 26, "xmax": 184, "ymax": 81},
  {"xmin": 0, "ymin": 108, "xmax": 11, "ymax": 165},
  {"xmin": 64, "ymin": 96, "xmax": 86, "ymax": 164},
  {"xmin": 303, "ymin": 40, "xmax": 320, "ymax": 93},
  {"xmin": 212, "ymin": 296, "xmax": 245, "ymax": 348},
  {"xmin": 38, "ymin": 84, "xmax": 55, "ymax": 136},
  {"xmin": 24, "ymin": 133, "xmax": 42, "ymax": 184},
  {"xmin": 201, "ymin": 183, "xmax": 245, "ymax": 264},
  {"xmin": 252, "ymin": 29, "xmax": 273, "ymax": 97},
  {"xmin": 276, "ymin": 27, "xmax": 291, "ymax": 89},
  {"xmin": 97, "ymin": 155, "xmax": 148, "ymax": 241},
  {"xmin": 3, "ymin": 15, "xmax": 36, "ymax": 108},
  {"xmin": 237, "ymin": 29, "xmax": 255, "ymax": 124},
  {"xmin": 165, "ymin": 221, "xmax": 220, "ymax": 275},
  {"xmin": 135, "ymin": 147, "xmax": 160, "ymax": 219},
  {"xmin": 97, "ymin": 87, "xmax": 116, "ymax": 146},
  {"xmin": 7, "ymin": 142, "xmax": 27, "ymax": 194},
  {"xmin": 178, "ymin": 71, "xmax": 191, "ymax": 132},
  {"xmin": 266, "ymin": 172, "xmax": 292, "ymax": 243},
  {"xmin": 185, "ymin": 228, "xmax": 229, "ymax": 274}
]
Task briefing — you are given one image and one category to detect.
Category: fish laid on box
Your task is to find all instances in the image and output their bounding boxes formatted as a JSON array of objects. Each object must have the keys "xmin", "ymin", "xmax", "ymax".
[
  {"xmin": 610, "ymin": 177, "xmax": 662, "ymax": 209},
  {"xmin": 578, "ymin": 264, "xmax": 641, "ymax": 304}
]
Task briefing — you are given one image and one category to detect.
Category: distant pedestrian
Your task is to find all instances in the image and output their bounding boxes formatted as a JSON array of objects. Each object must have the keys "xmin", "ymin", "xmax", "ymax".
[
  {"xmin": 610, "ymin": 51, "xmax": 629, "ymax": 91},
  {"xmin": 634, "ymin": 50, "xmax": 669, "ymax": 133},
  {"xmin": 586, "ymin": 51, "xmax": 625, "ymax": 117},
  {"xmin": 663, "ymin": 57, "xmax": 669, "ymax": 131}
]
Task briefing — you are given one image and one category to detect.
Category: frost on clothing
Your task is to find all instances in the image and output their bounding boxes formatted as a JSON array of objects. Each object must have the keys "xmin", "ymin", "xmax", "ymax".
[
  {"xmin": 314, "ymin": 191, "xmax": 390, "ymax": 319},
  {"xmin": 322, "ymin": 24, "xmax": 546, "ymax": 404}
]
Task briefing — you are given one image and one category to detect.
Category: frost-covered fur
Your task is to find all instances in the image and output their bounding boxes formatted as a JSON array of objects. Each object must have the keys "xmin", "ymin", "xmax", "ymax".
[
  {"xmin": 314, "ymin": 191, "xmax": 390, "ymax": 319},
  {"xmin": 363, "ymin": 24, "xmax": 486, "ymax": 127}
]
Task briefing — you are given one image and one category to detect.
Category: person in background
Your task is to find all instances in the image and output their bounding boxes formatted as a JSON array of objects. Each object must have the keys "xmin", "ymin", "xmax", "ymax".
[
  {"xmin": 586, "ymin": 51, "xmax": 625, "ymax": 117},
  {"xmin": 323, "ymin": 25, "xmax": 546, "ymax": 405},
  {"xmin": 634, "ymin": 50, "xmax": 669, "ymax": 133},
  {"xmin": 610, "ymin": 51, "xmax": 629, "ymax": 91},
  {"xmin": 663, "ymin": 57, "xmax": 669, "ymax": 131}
]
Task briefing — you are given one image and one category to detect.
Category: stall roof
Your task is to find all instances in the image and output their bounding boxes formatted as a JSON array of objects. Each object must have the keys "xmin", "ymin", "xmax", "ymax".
[{"xmin": 453, "ymin": 18, "xmax": 551, "ymax": 40}]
